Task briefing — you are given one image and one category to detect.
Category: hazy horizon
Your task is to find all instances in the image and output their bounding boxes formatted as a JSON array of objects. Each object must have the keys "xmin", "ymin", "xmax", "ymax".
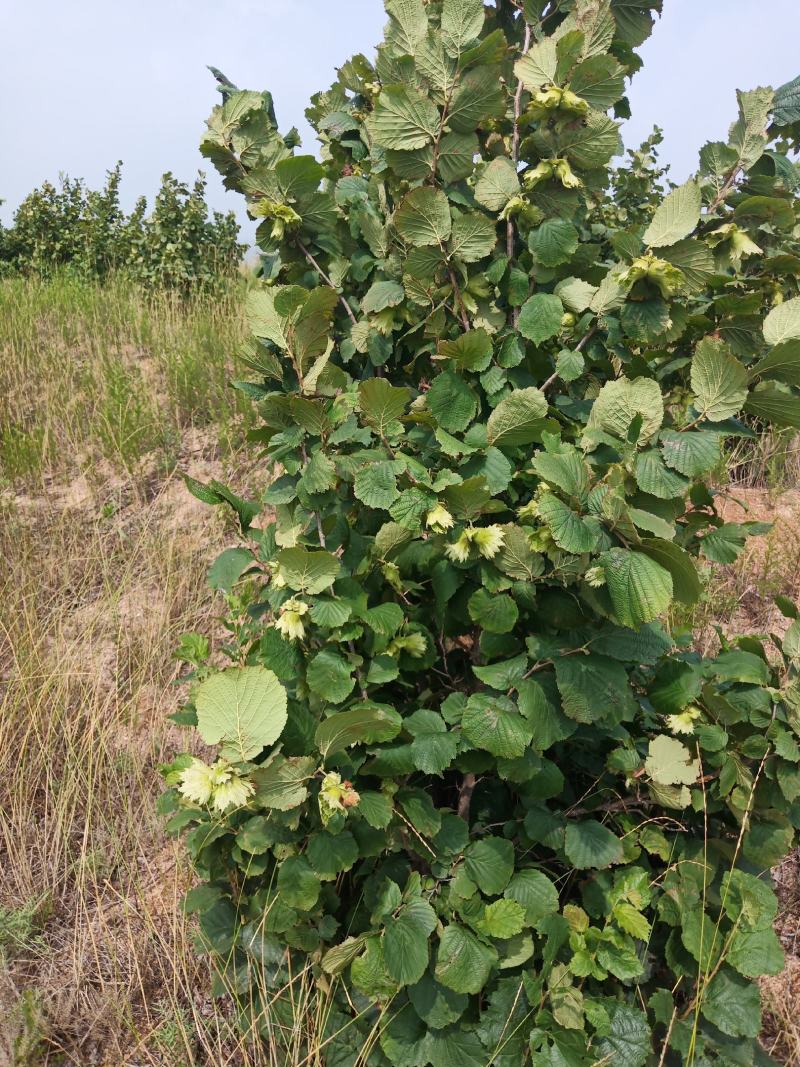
[{"xmin": 2, "ymin": 1, "xmax": 797, "ymax": 243}]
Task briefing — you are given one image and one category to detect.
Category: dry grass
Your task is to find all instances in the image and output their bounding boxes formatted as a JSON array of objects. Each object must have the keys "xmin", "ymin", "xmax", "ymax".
[{"xmin": 1, "ymin": 277, "xmax": 800, "ymax": 1064}]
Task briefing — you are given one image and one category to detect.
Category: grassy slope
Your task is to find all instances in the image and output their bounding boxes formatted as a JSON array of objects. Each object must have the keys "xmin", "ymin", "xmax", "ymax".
[{"xmin": 0, "ymin": 276, "xmax": 799, "ymax": 1065}]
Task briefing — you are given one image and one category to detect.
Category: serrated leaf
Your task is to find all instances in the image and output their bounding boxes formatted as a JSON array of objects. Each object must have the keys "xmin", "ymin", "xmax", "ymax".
[
  {"xmin": 195, "ymin": 666, "xmax": 287, "ymax": 762},
  {"xmin": 307, "ymin": 830, "xmax": 359, "ymax": 879},
  {"xmin": 396, "ymin": 186, "xmax": 452, "ymax": 246},
  {"xmin": 691, "ymin": 337, "xmax": 748, "ymax": 421},
  {"xmin": 354, "ymin": 462, "xmax": 401, "ymax": 509},
  {"xmin": 475, "ymin": 157, "xmax": 521, "ymax": 213},
  {"xmin": 660, "ymin": 430, "xmax": 721, "ymax": 476},
  {"xmin": 702, "ymin": 967, "xmax": 762, "ymax": 1039},
  {"xmin": 306, "ymin": 648, "xmax": 356, "ymax": 704},
  {"xmin": 745, "ymin": 384, "xmax": 800, "ymax": 429},
  {"xmin": 538, "ymin": 493, "xmax": 599, "ymax": 554},
  {"xmin": 595, "ymin": 1005, "xmax": 651, "ymax": 1067},
  {"xmin": 448, "ymin": 212, "xmax": 497, "ymax": 263},
  {"xmin": 441, "ymin": 0, "xmax": 484, "ymax": 56},
  {"xmin": 518, "ymin": 293, "xmax": 564, "ymax": 346},
  {"xmin": 555, "ymin": 654, "xmax": 635, "ymax": 724},
  {"xmin": 643, "ymin": 179, "xmax": 701, "ymax": 248},
  {"xmin": 409, "ymin": 973, "xmax": 468, "ymax": 1030},
  {"xmin": 504, "ymin": 869, "xmax": 559, "ymax": 923},
  {"xmin": 586, "ymin": 376, "xmax": 663, "ymax": 443},
  {"xmin": 208, "ymin": 547, "xmax": 254, "ymax": 592},
  {"xmin": 564, "ymin": 820, "xmax": 623, "ymax": 869},
  {"xmin": 435, "ymin": 925, "xmax": 498, "ymax": 994},
  {"xmin": 277, "ymin": 855, "xmax": 320, "ymax": 911},
  {"xmin": 315, "ymin": 703, "xmax": 402, "ymax": 756},
  {"xmin": 479, "ymin": 898, "xmax": 526, "ymax": 939},
  {"xmin": 427, "ymin": 370, "xmax": 478, "ymax": 432},
  {"xmin": 529, "ymin": 218, "xmax": 579, "ymax": 268},
  {"xmin": 362, "ymin": 279, "xmax": 405, "ymax": 314},
  {"xmin": 602, "ymin": 548, "xmax": 673, "ymax": 628},
  {"xmin": 384, "ymin": 899, "xmax": 437, "ymax": 986},
  {"xmin": 644, "ymin": 734, "xmax": 700, "ymax": 786},
  {"xmin": 438, "ymin": 328, "xmax": 493, "ymax": 371},
  {"xmin": 634, "ymin": 450, "xmax": 690, "ymax": 499},
  {"xmin": 250, "ymin": 755, "xmax": 315, "ymax": 810},
  {"xmin": 276, "ymin": 546, "xmax": 340, "ymax": 594},
  {"xmin": 487, "ymin": 387, "xmax": 548, "ymax": 446},
  {"xmin": 468, "ymin": 588, "xmax": 519, "ymax": 633},
  {"xmin": 359, "ymin": 377, "xmax": 410, "ymax": 436},
  {"xmin": 369, "ymin": 85, "xmax": 440, "ymax": 150},
  {"xmin": 462, "ymin": 693, "xmax": 532, "ymax": 758},
  {"xmin": 750, "ymin": 339, "xmax": 800, "ymax": 387}
]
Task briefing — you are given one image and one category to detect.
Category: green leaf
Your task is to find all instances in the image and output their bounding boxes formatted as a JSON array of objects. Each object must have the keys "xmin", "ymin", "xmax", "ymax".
[
  {"xmin": 383, "ymin": 899, "xmax": 437, "ymax": 986},
  {"xmin": 464, "ymin": 836, "xmax": 514, "ymax": 895},
  {"xmin": 362, "ymin": 279, "xmax": 406, "ymax": 314},
  {"xmin": 441, "ymin": 0, "xmax": 484, "ymax": 56},
  {"xmin": 351, "ymin": 937, "xmax": 397, "ymax": 998},
  {"xmin": 306, "ymin": 649, "xmax": 356, "ymax": 704},
  {"xmin": 448, "ymin": 212, "xmax": 497, "ymax": 263},
  {"xmin": 354, "ymin": 462, "xmax": 401, "ymax": 509},
  {"xmin": 475, "ymin": 158, "xmax": 521, "ymax": 213},
  {"xmin": 307, "ymin": 830, "xmax": 359, "ymax": 879},
  {"xmin": 514, "ymin": 39, "xmax": 557, "ymax": 91},
  {"xmin": 595, "ymin": 1005, "xmax": 651, "ymax": 1067},
  {"xmin": 321, "ymin": 934, "xmax": 367, "ymax": 975},
  {"xmin": 208, "ymin": 547, "xmax": 254, "ymax": 592},
  {"xmin": 555, "ymin": 654, "xmax": 635, "ymax": 724},
  {"xmin": 447, "ymin": 67, "xmax": 505, "ymax": 134},
  {"xmin": 396, "ymin": 187, "xmax": 452, "ymax": 246},
  {"xmin": 462, "ymin": 693, "xmax": 532, "ymax": 758},
  {"xmin": 518, "ymin": 293, "xmax": 564, "ymax": 346},
  {"xmin": 660, "ymin": 430, "xmax": 721, "ymax": 476},
  {"xmin": 702, "ymin": 967, "xmax": 762, "ymax": 1038},
  {"xmin": 495, "ymin": 525, "xmax": 542, "ymax": 581},
  {"xmin": 638, "ymin": 539, "xmax": 702, "ymax": 606},
  {"xmin": 564, "ymin": 820, "xmax": 623, "ymax": 869},
  {"xmin": 409, "ymin": 973, "xmax": 468, "ymax": 1030},
  {"xmin": 560, "ymin": 110, "xmax": 621, "ymax": 169},
  {"xmin": 251, "ymin": 755, "xmax": 315, "ymax": 810},
  {"xmin": 691, "ymin": 337, "xmax": 748, "ymax": 421},
  {"xmin": 369, "ymin": 85, "xmax": 440, "ymax": 150},
  {"xmin": 504, "ymin": 869, "xmax": 559, "ymax": 924},
  {"xmin": 570, "ymin": 54, "xmax": 625, "ymax": 110},
  {"xmin": 195, "ymin": 666, "xmax": 287, "ymax": 762},
  {"xmin": 363, "ymin": 601, "xmax": 405, "ymax": 636},
  {"xmin": 643, "ymin": 179, "xmax": 701, "ymax": 248},
  {"xmin": 745, "ymin": 384, "xmax": 800, "ymax": 429},
  {"xmin": 385, "ymin": 0, "xmax": 428, "ymax": 55},
  {"xmin": 487, "ymin": 386, "xmax": 548, "ymax": 446},
  {"xmin": 538, "ymin": 493, "xmax": 599, "ymax": 554},
  {"xmin": 602, "ymin": 548, "xmax": 673, "ymax": 627},
  {"xmin": 529, "ymin": 219, "xmax": 579, "ymax": 268},
  {"xmin": 727, "ymin": 926, "xmax": 784, "ymax": 978},
  {"xmin": 438, "ymin": 328, "xmax": 493, "ymax": 371},
  {"xmin": 315, "ymin": 703, "xmax": 403, "ymax": 756},
  {"xmin": 275, "ymin": 547, "xmax": 340, "ymax": 594},
  {"xmin": 468, "ymin": 588, "xmax": 519, "ymax": 633},
  {"xmin": 277, "ymin": 855, "xmax": 320, "ymax": 911},
  {"xmin": 359, "ymin": 377, "xmax": 410, "ymax": 436},
  {"xmin": 634, "ymin": 450, "xmax": 690, "ymax": 499},
  {"xmin": 644, "ymin": 734, "xmax": 700, "ymax": 786},
  {"xmin": 751, "ymin": 339, "xmax": 800, "ymax": 387},
  {"xmin": 479, "ymin": 898, "xmax": 526, "ymax": 938},
  {"xmin": 586, "ymin": 376, "xmax": 663, "ymax": 443},
  {"xmin": 427, "ymin": 370, "xmax": 478, "ymax": 432},
  {"xmin": 435, "ymin": 924, "xmax": 498, "ymax": 994},
  {"xmin": 406, "ymin": 709, "xmax": 458, "ymax": 775}
]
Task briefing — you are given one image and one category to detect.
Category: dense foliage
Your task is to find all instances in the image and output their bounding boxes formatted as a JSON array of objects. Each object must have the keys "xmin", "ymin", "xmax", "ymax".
[
  {"xmin": 0, "ymin": 164, "xmax": 244, "ymax": 290},
  {"xmin": 163, "ymin": 2, "xmax": 800, "ymax": 1062}
]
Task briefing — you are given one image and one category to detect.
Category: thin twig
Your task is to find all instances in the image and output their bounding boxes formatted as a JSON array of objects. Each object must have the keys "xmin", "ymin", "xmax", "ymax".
[
  {"xmin": 448, "ymin": 267, "xmax": 471, "ymax": 331},
  {"xmin": 541, "ymin": 324, "xmax": 599, "ymax": 391}
]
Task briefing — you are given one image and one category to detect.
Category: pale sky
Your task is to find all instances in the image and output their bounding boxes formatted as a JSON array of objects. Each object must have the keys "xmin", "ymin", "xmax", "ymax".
[{"xmin": 1, "ymin": 1, "xmax": 798, "ymax": 241}]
